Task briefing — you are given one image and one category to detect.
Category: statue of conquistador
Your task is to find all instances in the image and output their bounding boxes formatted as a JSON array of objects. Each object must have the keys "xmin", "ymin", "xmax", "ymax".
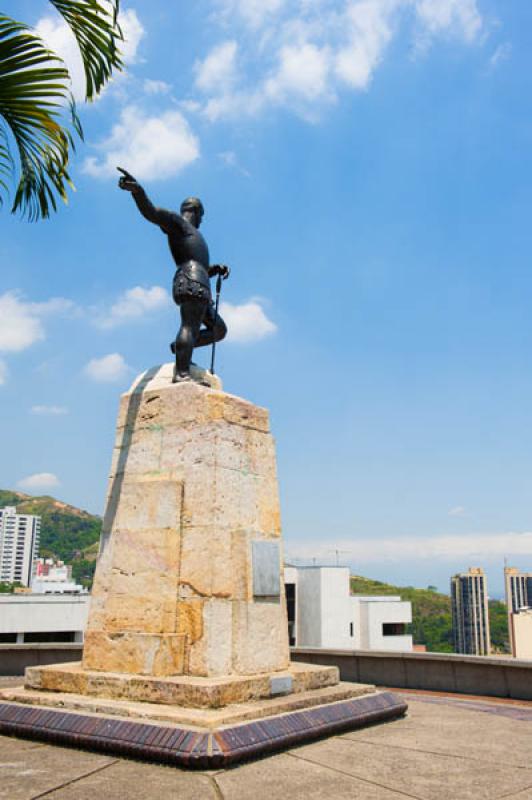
[{"xmin": 118, "ymin": 167, "xmax": 229, "ymax": 383}]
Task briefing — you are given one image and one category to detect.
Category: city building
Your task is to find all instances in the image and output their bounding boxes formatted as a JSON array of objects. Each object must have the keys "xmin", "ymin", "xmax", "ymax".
[
  {"xmin": 510, "ymin": 608, "xmax": 532, "ymax": 659},
  {"xmin": 504, "ymin": 566, "xmax": 532, "ymax": 656},
  {"xmin": 450, "ymin": 567, "xmax": 491, "ymax": 656},
  {"xmin": 0, "ymin": 593, "xmax": 89, "ymax": 644},
  {"xmin": 31, "ymin": 558, "xmax": 85, "ymax": 594},
  {"xmin": 284, "ymin": 566, "xmax": 413, "ymax": 652},
  {"xmin": 0, "ymin": 506, "xmax": 40, "ymax": 587}
]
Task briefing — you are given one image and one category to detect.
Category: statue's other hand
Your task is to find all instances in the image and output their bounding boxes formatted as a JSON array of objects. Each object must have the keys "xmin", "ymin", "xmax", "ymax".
[
  {"xmin": 214, "ymin": 264, "xmax": 231, "ymax": 279},
  {"xmin": 117, "ymin": 166, "xmax": 140, "ymax": 192}
]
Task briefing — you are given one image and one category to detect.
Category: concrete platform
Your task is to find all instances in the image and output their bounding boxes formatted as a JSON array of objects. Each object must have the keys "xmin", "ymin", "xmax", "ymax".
[{"xmin": 1, "ymin": 680, "xmax": 531, "ymax": 799}]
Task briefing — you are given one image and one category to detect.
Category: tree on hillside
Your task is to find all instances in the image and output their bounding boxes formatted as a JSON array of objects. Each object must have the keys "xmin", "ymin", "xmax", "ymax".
[{"xmin": 0, "ymin": 0, "xmax": 122, "ymax": 220}]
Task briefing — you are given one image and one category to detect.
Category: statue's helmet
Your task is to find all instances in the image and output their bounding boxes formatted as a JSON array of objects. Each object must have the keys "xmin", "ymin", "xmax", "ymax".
[{"xmin": 180, "ymin": 197, "xmax": 204, "ymax": 218}]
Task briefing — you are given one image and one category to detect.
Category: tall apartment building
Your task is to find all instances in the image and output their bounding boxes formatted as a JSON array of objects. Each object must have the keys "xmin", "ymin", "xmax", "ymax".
[
  {"xmin": 0, "ymin": 506, "xmax": 40, "ymax": 587},
  {"xmin": 451, "ymin": 567, "xmax": 491, "ymax": 656},
  {"xmin": 504, "ymin": 567, "xmax": 532, "ymax": 656}
]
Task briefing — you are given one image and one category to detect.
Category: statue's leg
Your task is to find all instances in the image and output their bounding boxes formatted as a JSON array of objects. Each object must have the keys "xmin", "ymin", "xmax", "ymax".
[
  {"xmin": 195, "ymin": 302, "xmax": 227, "ymax": 348},
  {"xmin": 173, "ymin": 299, "xmax": 207, "ymax": 382}
]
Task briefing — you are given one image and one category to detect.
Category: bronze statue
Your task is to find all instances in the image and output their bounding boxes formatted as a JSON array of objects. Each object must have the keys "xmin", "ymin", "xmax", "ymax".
[{"xmin": 117, "ymin": 167, "xmax": 229, "ymax": 383}]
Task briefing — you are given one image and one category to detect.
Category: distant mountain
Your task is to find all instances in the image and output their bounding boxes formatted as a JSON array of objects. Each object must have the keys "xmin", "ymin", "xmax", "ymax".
[
  {"xmin": 0, "ymin": 489, "xmax": 102, "ymax": 586},
  {"xmin": 350, "ymin": 574, "xmax": 509, "ymax": 654}
]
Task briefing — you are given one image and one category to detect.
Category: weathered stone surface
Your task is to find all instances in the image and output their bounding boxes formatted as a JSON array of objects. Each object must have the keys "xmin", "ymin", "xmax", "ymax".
[
  {"xmin": 82, "ymin": 632, "xmax": 186, "ymax": 677},
  {"xmin": 79, "ymin": 364, "xmax": 289, "ymax": 680},
  {"xmin": 21, "ymin": 661, "xmax": 343, "ymax": 712}
]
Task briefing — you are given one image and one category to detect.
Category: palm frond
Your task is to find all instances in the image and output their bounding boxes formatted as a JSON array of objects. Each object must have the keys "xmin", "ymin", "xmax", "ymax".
[
  {"xmin": 49, "ymin": 0, "xmax": 123, "ymax": 101},
  {"xmin": 0, "ymin": 14, "xmax": 81, "ymax": 220},
  {"xmin": 0, "ymin": 123, "xmax": 13, "ymax": 203}
]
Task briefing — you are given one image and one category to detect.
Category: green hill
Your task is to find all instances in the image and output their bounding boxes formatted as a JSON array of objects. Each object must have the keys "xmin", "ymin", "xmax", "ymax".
[
  {"xmin": 0, "ymin": 489, "xmax": 101, "ymax": 586},
  {"xmin": 350, "ymin": 575, "xmax": 509, "ymax": 654}
]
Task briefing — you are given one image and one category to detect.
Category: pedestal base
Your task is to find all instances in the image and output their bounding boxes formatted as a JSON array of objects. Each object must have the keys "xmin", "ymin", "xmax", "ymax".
[
  {"xmin": 23, "ymin": 660, "xmax": 339, "ymax": 709},
  {"xmin": 0, "ymin": 688, "xmax": 407, "ymax": 768}
]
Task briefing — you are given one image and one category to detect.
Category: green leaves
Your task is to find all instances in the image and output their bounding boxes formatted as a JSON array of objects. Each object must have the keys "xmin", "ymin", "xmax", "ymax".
[
  {"xmin": 49, "ymin": 1, "xmax": 123, "ymax": 101},
  {"xmin": 0, "ymin": 2, "xmax": 122, "ymax": 221}
]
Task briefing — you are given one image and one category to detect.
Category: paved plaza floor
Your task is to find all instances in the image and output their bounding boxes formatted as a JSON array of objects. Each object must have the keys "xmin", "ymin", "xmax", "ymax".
[{"xmin": 1, "ymin": 680, "xmax": 532, "ymax": 800}]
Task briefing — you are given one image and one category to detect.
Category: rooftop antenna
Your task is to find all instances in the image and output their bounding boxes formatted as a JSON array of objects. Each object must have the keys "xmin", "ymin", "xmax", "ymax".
[{"xmin": 329, "ymin": 549, "xmax": 353, "ymax": 567}]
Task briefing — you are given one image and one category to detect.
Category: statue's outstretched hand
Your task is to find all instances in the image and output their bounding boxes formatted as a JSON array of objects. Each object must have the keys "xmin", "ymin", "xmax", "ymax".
[{"xmin": 117, "ymin": 166, "xmax": 140, "ymax": 192}]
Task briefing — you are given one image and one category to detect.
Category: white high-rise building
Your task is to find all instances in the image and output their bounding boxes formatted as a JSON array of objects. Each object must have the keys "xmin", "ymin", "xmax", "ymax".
[{"xmin": 0, "ymin": 506, "xmax": 40, "ymax": 587}]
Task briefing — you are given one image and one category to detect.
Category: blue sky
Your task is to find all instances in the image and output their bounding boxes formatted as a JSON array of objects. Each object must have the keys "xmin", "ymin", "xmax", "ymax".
[{"xmin": 1, "ymin": 0, "xmax": 532, "ymax": 596}]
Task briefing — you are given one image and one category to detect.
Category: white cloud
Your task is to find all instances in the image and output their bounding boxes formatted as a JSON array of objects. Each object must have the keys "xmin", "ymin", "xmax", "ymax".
[
  {"xmin": 215, "ymin": 0, "xmax": 284, "ymax": 30},
  {"xmin": 83, "ymin": 105, "xmax": 200, "ymax": 180},
  {"xmin": 220, "ymin": 300, "xmax": 277, "ymax": 342},
  {"xmin": 448, "ymin": 506, "xmax": 466, "ymax": 517},
  {"xmin": 0, "ymin": 360, "xmax": 7, "ymax": 386},
  {"xmin": 335, "ymin": 0, "xmax": 398, "ymax": 90},
  {"xmin": 0, "ymin": 292, "xmax": 76, "ymax": 356},
  {"xmin": 195, "ymin": 41, "xmax": 238, "ymax": 92},
  {"xmin": 35, "ymin": 7, "xmax": 145, "ymax": 102},
  {"xmin": 414, "ymin": 0, "xmax": 482, "ymax": 44},
  {"xmin": 95, "ymin": 285, "xmax": 171, "ymax": 329},
  {"xmin": 17, "ymin": 473, "xmax": 60, "ymax": 491},
  {"xmin": 265, "ymin": 43, "xmax": 331, "ymax": 103},
  {"xmin": 30, "ymin": 405, "xmax": 68, "ymax": 416},
  {"xmin": 0, "ymin": 292, "xmax": 45, "ymax": 353},
  {"xmin": 84, "ymin": 353, "xmax": 130, "ymax": 382},
  {"xmin": 143, "ymin": 78, "xmax": 171, "ymax": 95},
  {"xmin": 119, "ymin": 8, "xmax": 145, "ymax": 63},
  {"xmin": 490, "ymin": 42, "xmax": 512, "ymax": 69},
  {"xmin": 287, "ymin": 531, "xmax": 532, "ymax": 565},
  {"xmin": 197, "ymin": 0, "xmax": 483, "ymax": 120},
  {"xmin": 218, "ymin": 150, "xmax": 251, "ymax": 177}
]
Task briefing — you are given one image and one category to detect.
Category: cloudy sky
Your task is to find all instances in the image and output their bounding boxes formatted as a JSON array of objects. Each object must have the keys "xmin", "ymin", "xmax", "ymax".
[{"xmin": 1, "ymin": 0, "xmax": 532, "ymax": 596}]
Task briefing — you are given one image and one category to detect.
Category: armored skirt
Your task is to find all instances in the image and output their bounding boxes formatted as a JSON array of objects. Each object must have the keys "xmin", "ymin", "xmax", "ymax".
[{"xmin": 172, "ymin": 259, "xmax": 211, "ymax": 305}]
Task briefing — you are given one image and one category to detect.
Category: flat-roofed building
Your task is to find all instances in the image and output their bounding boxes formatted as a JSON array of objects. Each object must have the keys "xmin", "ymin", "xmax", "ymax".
[
  {"xmin": 504, "ymin": 566, "xmax": 532, "ymax": 655},
  {"xmin": 0, "ymin": 593, "xmax": 89, "ymax": 644},
  {"xmin": 0, "ymin": 506, "xmax": 40, "ymax": 587},
  {"xmin": 284, "ymin": 566, "xmax": 413, "ymax": 652},
  {"xmin": 451, "ymin": 567, "xmax": 491, "ymax": 656}
]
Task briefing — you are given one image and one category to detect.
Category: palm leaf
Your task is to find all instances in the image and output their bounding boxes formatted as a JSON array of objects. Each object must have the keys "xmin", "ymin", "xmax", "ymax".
[
  {"xmin": 49, "ymin": 0, "xmax": 123, "ymax": 101},
  {"xmin": 0, "ymin": 14, "xmax": 81, "ymax": 220}
]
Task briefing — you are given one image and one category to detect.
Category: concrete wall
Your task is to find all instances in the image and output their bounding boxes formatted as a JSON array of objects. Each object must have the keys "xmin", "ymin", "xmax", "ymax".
[
  {"xmin": 320, "ymin": 568, "xmax": 353, "ymax": 650},
  {"xmin": 0, "ymin": 595, "xmax": 89, "ymax": 640},
  {"xmin": 0, "ymin": 644, "xmax": 82, "ymax": 676},
  {"xmin": 295, "ymin": 569, "xmax": 322, "ymax": 647},
  {"xmin": 292, "ymin": 647, "xmax": 532, "ymax": 701}
]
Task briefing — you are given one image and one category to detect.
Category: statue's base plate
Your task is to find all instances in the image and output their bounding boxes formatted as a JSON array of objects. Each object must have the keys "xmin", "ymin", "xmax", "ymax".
[{"xmin": 0, "ymin": 689, "xmax": 407, "ymax": 768}]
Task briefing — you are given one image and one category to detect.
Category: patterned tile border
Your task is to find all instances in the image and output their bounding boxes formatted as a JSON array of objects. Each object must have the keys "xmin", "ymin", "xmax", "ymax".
[{"xmin": 0, "ymin": 691, "xmax": 407, "ymax": 769}]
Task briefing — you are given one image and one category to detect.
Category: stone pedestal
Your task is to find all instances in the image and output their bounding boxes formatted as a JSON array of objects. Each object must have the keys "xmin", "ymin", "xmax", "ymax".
[
  {"xmin": 0, "ymin": 365, "xmax": 407, "ymax": 766},
  {"xmin": 82, "ymin": 362, "xmax": 290, "ymax": 681}
]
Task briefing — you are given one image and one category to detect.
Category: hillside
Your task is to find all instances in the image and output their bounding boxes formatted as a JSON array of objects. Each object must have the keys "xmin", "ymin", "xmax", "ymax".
[
  {"xmin": 0, "ymin": 489, "xmax": 101, "ymax": 586},
  {"xmin": 350, "ymin": 575, "xmax": 509, "ymax": 654}
]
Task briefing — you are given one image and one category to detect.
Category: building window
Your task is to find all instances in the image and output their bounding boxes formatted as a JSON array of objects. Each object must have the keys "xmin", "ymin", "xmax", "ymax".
[
  {"xmin": 285, "ymin": 583, "xmax": 296, "ymax": 647},
  {"xmin": 23, "ymin": 631, "xmax": 77, "ymax": 643},
  {"xmin": 382, "ymin": 623, "xmax": 406, "ymax": 637}
]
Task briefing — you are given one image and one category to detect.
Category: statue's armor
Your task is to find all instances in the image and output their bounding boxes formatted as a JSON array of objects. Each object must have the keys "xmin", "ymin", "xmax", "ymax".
[{"xmin": 132, "ymin": 188, "xmax": 211, "ymax": 303}]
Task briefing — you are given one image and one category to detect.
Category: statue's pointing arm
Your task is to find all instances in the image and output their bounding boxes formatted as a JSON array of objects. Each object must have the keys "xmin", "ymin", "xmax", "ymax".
[{"xmin": 117, "ymin": 167, "xmax": 182, "ymax": 233}]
